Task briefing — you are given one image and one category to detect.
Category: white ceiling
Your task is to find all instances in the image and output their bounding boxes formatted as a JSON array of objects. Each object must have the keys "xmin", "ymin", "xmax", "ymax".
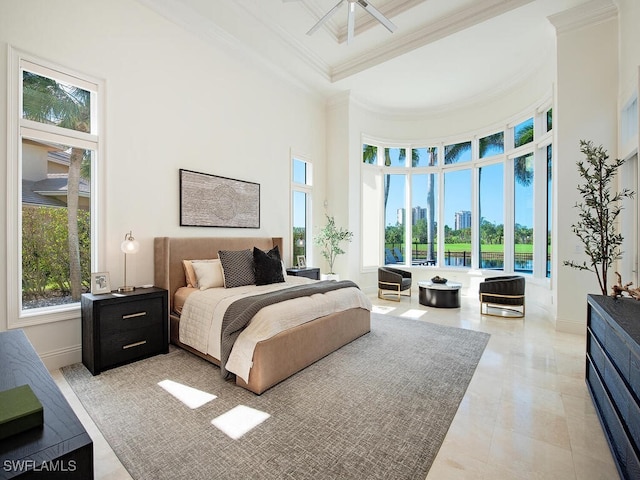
[{"xmin": 136, "ymin": 0, "xmax": 595, "ymax": 113}]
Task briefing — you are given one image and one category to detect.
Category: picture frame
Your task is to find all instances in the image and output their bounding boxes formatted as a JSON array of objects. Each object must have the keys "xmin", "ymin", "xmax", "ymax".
[
  {"xmin": 179, "ymin": 169, "xmax": 260, "ymax": 228},
  {"xmin": 91, "ymin": 272, "xmax": 111, "ymax": 294},
  {"xmin": 297, "ymin": 255, "xmax": 306, "ymax": 268}
]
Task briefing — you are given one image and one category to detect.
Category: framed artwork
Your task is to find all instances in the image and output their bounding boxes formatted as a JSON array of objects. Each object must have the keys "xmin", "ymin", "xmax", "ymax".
[
  {"xmin": 91, "ymin": 272, "xmax": 111, "ymax": 294},
  {"xmin": 297, "ymin": 255, "xmax": 306, "ymax": 268},
  {"xmin": 180, "ymin": 169, "xmax": 260, "ymax": 228}
]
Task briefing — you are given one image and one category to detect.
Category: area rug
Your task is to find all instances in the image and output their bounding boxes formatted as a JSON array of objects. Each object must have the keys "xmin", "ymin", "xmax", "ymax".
[{"xmin": 62, "ymin": 313, "xmax": 489, "ymax": 480}]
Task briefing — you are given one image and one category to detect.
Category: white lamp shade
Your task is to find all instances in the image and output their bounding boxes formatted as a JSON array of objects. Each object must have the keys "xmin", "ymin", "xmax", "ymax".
[{"xmin": 121, "ymin": 237, "xmax": 140, "ymax": 254}]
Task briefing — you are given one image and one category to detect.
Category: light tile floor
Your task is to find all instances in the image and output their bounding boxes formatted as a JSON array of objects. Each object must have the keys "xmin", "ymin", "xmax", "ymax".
[{"xmin": 53, "ymin": 291, "xmax": 619, "ymax": 480}]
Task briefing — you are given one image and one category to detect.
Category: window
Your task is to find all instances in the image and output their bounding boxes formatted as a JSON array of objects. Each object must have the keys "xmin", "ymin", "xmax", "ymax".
[
  {"xmin": 514, "ymin": 153, "xmax": 534, "ymax": 273},
  {"xmin": 479, "ymin": 163, "xmax": 504, "ymax": 269},
  {"xmin": 361, "ymin": 101, "xmax": 552, "ymax": 278},
  {"xmin": 362, "ymin": 144, "xmax": 377, "ymax": 165},
  {"xmin": 514, "ymin": 118, "xmax": 534, "ymax": 147},
  {"xmin": 384, "ymin": 174, "xmax": 406, "ymax": 264},
  {"xmin": 8, "ymin": 50, "xmax": 103, "ymax": 325},
  {"xmin": 444, "ymin": 141, "xmax": 471, "ymax": 164},
  {"xmin": 479, "ymin": 132, "xmax": 504, "ymax": 158},
  {"xmin": 292, "ymin": 156, "xmax": 312, "ymax": 266},
  {"xmin": 444, "ymin": 170, "xmax": 472, "ymax": 267},
  {"xmin": 411, "ymin": 174, "xmax": 438, "ymax": 265},
  {"xmin": 412, "ymin": 147, "xmax": 438, "ymax": 167},
  {"xmin": 385, "ymin": 147, "xmax": 406, "ymax": 167}
]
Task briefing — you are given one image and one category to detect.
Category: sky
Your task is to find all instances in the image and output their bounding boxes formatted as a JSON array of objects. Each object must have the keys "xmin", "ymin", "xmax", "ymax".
[
  {"xmin": 384, "ymin": 148, "xmax": 534, "ymax": 230},
  {"xmin": 292, "ymin": 148, "xmax": 535, "ymax": 237}
]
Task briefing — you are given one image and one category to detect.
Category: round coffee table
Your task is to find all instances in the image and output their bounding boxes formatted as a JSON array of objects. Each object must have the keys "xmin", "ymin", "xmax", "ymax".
[{"xmin": 418, "ymin": 281, "xmax": 462, "ymax": 308}]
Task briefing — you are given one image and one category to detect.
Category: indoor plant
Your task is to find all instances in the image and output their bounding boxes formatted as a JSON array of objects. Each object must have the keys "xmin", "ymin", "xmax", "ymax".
[
  {"xmin": 314, "ymin": 215, "xmax": 353, "ymax": 279},
  {"xmin": 563, "ymin": 140, "xmax": 635, "ymax": 295}
]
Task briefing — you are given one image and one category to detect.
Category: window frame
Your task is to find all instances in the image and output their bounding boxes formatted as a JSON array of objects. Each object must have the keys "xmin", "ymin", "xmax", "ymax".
[
  {"xmin": 7, "ymin": 47, "xmax": 105, "ymax": 328},
  {"xmin": 361, "ymin": 99, "xmax": 552, "ymax": 280},
  {"xmin": 291, "ymin": 152, "xmax": 313, "ymax": 267}
]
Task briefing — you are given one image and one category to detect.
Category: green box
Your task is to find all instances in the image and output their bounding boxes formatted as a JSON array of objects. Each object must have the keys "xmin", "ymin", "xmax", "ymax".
[{"xmin": 0, "ymin": 384, "xmax": 44, "ymax": 440}]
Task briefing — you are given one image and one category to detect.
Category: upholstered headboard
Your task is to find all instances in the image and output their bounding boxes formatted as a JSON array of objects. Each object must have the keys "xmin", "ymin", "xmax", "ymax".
[{"xmin": 154, "ymin": 237, "xmax": 283, "ymax": 313}]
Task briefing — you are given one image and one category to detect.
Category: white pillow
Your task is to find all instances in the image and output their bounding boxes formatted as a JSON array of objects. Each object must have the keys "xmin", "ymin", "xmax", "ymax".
[{"xmin": 191, "ymin": 259, "xmax": 224, "ymax": 290}]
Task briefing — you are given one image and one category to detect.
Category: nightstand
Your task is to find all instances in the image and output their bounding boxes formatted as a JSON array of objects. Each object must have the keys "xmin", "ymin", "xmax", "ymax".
[
  {"xmin": 286, "ymin": 267, "xmax": 320, "ymax": 280},
  {"xmin": 81, "ymin": 287, "xmax": 168, "ymax": 375}
]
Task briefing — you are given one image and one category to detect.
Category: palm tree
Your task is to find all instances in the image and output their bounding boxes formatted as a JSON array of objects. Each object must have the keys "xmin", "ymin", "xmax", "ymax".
[{"xmin": 22, "ymin": 71, "xmax": 91, "ymax": 301}]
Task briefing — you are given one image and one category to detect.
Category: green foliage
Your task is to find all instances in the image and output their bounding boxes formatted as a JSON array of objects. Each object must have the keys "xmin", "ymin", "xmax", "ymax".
[
  {"xmin": 314, "ymin": 215, "xmax": 353, "ymax": 274},
  {"xmin": 22, "ymin": 206, "xmax": 91, "ymax": 301},
  {"xmin": 563, "ymin": 140, "xmax": 635, "ymax": 295}
]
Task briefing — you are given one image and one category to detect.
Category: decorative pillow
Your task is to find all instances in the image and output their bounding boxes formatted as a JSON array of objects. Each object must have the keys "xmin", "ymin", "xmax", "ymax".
[
  {"xmin": 218, "ymin": 249, "xmax": 255, "ymax": 288},
  {"xmin": 191, "ymin": 259, "xmax": 224, "ymax": 290},
  {"xmin": 253, "ymin": 246, "xmax": 285, "ymax": 286},
  {"xmin": 182, "ymin": 259, "xmax": 217, "ymax": 288}
]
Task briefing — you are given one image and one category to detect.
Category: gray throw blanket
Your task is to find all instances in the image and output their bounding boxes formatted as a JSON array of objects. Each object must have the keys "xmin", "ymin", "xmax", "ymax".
[{"xmin": 219, "ymin": 280, "xmax": 359, "ymax": 378}]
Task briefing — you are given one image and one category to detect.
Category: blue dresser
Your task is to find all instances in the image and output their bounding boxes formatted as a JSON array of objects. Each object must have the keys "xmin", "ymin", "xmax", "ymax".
[{"xmin": 586, "ymin": 295, "xmax": 640, "ymax": 480}]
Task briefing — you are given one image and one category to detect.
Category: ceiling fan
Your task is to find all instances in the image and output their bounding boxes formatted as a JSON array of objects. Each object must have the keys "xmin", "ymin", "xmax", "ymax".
[{"xmin": 304, "ymin": 0, "xmax": 397, "ymax": 44}]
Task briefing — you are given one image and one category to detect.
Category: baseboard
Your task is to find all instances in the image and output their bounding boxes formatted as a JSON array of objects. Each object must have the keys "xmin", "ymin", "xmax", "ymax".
[
  {"xmin": 40, "ymin": 344, "xmax": 82, "ymax": 371},
  {"xmin": 555, "ymin": 319, "xmax": 586, "ymax": 335}
]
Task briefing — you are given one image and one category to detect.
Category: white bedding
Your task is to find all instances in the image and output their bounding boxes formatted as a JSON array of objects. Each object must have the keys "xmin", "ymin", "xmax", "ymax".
[{"xmin": 178, "ymin": 277, "xmax": 372, "ymax": 382}]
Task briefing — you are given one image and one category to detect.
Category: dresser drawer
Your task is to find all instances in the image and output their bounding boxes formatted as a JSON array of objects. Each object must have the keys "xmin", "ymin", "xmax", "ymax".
[
  {"xmin": 99, "ymin": 297, "xmax": 163, "ymax": 335},
  {"xmin": 101, "ymin": 325, "xmax": 165, "ymax": 367}
]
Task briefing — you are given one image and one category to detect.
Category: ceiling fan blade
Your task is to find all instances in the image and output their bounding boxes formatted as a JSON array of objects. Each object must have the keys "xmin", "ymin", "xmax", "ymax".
[
  {"xmin": 356, "ymin": 0, "xmax": 397, "ymax": 33},
  {"xmin": 347, "ymin": 1, "xmax": 355, "ymax": 44},
  {"xmin": 307, "ymin": 0, "xmax": 345, "ymax": 36}
]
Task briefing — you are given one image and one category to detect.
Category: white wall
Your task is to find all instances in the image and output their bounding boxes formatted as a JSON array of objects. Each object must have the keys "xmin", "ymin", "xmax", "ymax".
[
  {"xmin": 617, "ymin": 0, "xmax": 640, "ymax": 97},
  {"xmin": 0, "ymin": 0, "xmax": 326, "ymax": 368},
  {"xmin": 552, "ymin": 5, "xmax": 619, "ymax": 333}
]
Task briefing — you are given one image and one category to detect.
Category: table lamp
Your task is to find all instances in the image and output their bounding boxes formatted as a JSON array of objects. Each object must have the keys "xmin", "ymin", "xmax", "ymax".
[{"xmin": 118, "ymin": 231, "xmax": 139, "ymax": 292}]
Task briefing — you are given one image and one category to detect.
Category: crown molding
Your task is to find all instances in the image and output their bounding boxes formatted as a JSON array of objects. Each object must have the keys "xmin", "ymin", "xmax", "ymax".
[
  {"xmin": 331, "ymin": 0, "xmax": 534, "ymax": 82},
  {"xmin": 133, "ymin": 0, "xmax": 328, "ymax": 95},
  {"xmin": 547, "ymin": 0, "xmax": 617, "ymax": 34}
]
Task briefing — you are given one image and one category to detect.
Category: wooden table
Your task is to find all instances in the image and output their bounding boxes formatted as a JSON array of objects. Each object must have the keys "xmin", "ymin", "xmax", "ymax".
[{"xmin": 0, "ymin": 330, "xmax": 93, "ymax": 479}]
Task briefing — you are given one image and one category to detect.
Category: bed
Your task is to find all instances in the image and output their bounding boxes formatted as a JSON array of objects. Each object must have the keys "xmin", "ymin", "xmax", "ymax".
[{"xmin": 154, "ymin": 236, "xmax": 371, "ymax": 394}]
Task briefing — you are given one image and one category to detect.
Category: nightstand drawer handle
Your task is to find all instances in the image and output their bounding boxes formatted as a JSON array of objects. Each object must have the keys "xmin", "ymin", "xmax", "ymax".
[
  {"xmin": 122, "ymin": 312, "xmax": 146, "ymax": 320},
  {"xmin": 123, "ymin": 340, "xmax": 147, "ymax": 350}
]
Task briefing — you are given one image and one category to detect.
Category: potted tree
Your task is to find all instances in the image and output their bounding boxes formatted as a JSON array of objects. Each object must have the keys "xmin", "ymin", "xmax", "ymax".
[
  {"xmin": 563, "ymin": 140, "xmax": 635, "ymax": 295},
  {"xmin": 314, "ymin": 215, "xmax": 353, "ymax": 280}
]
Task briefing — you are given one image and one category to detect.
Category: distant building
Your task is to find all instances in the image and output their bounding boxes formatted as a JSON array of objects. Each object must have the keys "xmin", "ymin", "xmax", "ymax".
[
  {"xmin": 396, "ymin": 208, "xmax": 405, "ymax": 225},
  {"xmin": 412, "ymin": 206, "xmax": 426, "ymax": 225},
  {"xmin": 455, "ymin": 210, "xmax": 471, "ymax": 230}
]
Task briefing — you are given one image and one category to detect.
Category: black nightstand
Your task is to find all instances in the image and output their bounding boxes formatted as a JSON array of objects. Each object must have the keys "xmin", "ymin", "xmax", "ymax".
[
  {"xmin": 286, "ymin": 267, "xmax": 320, "ymax": 280},
  {"xmin": 81, "ymin": 287, "xmax": 168, "ymax": 375}
]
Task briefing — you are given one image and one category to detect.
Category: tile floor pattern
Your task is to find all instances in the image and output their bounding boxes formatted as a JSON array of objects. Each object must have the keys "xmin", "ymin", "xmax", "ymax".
[{"xmin": 53, "ymin": 291, "xmax": 619, "ymax": 480}]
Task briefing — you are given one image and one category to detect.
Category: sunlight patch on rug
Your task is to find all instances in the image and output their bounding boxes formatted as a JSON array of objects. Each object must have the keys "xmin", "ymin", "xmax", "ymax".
[
  {"xmin": 158, "ymin": 379, "xmax": 216, "ymax": 409},
  {"xmin": 212, "ymin": 405, "xmax": 270, "ymax": 440},
  {"xmin": 372, "ymin": 305, "xmax": 396, "ymax": 314},
  {"xmin": 400, "ymin": 309, "xmax": 426, "ymax": 319}
]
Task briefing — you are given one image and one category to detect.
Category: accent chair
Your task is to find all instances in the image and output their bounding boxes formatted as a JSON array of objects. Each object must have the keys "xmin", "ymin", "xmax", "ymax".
[
  {"xmin": 479, "ymin": 275, "xmax": 525, "ymax": 317},
  {"xmin": 378, "ymin": 266, "xmax": 412, "ymax": 302}
]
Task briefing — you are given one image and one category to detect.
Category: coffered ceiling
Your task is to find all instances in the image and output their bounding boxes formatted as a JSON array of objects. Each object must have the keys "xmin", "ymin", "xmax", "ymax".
[{"xmin": 135, "ymin": 0, "xmax": 596, "ymax": 113}]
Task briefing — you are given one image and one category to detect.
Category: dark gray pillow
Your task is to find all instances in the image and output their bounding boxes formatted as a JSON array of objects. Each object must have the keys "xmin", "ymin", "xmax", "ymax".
[
  {"xmin": 218, "ymin": 249, "xmax": 255, "ymax": 288},
  {"xmin": 253, "ymin": 246, "xmax": 285, "ymax": 286}
]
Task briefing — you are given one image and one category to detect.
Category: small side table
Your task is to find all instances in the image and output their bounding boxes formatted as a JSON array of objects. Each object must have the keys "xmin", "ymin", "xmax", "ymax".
[
  {"xmin": 286, "ymin": 267, "xmax": 320, "ymax": 280},
  {"xmin": 418, "ymin": 281, "xmax": 462, "ymax": 308},
  {"xmin": 81, "ymin": 287, "xmax": 169, "ymax": 375}
]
